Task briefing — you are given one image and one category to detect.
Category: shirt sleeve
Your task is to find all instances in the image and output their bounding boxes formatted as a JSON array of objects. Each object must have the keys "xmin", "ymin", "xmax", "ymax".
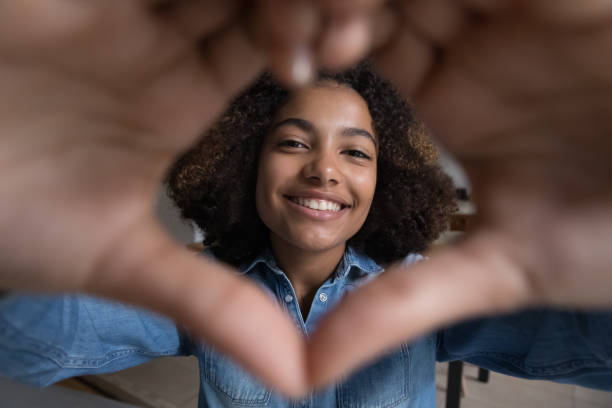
[
  {"xmin": 0, "ymin": 293, "xmax": 188, "ymax": 387},
  {"xmin": 436, "ymin": 309, "xmax": 612, "ymax": 391}
]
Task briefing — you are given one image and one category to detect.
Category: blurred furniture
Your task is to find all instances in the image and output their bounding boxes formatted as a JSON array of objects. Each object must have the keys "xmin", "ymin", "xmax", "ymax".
[
  {"xmin": 445, "ymin": 191, "xmax": 490, "ymax": 408},
  {"xmin": 446, "ymin": 361, "xmax": 490, "ymax": 408},
  {"xmin": 0, "ymin": 376, "xmax": 138, "ymax": 408}
]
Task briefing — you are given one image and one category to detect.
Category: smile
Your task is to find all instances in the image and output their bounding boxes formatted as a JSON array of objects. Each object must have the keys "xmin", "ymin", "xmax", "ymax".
[{"xmin": 287, "ymin": 197, "xmax": 347, "ymax": 213}]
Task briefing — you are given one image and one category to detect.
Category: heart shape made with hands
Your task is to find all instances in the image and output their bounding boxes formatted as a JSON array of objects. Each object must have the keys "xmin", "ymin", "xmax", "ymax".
[{"xmin": 2, "ymin": 0, "xmax": 612, "ymax": 399}]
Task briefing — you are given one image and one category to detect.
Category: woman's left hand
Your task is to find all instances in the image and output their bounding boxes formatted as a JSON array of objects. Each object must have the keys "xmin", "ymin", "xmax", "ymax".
[{"xmin": 306, "ymin": 0, "xmax": 612, "ymax": 387}]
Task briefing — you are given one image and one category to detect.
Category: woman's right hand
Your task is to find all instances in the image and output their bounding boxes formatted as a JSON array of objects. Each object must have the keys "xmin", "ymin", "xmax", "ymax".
[{"xmin": 0, "ymin": 0, "xmax": 317, "ymax": 396}]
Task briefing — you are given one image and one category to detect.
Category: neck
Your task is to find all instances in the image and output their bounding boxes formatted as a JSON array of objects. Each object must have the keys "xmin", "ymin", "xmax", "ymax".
[{"xmin": 270, "ymin": 235, "xmax": 346, "ymax": 318}]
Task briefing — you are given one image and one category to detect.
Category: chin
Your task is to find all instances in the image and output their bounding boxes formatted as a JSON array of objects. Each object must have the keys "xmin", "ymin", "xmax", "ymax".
[{"xmin": 291, "ymin": 237, "xmax": 346, "ymax": 253}]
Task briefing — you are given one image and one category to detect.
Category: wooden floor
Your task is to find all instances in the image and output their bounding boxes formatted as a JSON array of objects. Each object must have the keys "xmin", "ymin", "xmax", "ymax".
[
  {"xmin": 56, "ymin": 357, "xmax": 612, "ymax": 408},
  {"xmin": 435, "ymin": 363, "xmax": 612, "ymax": 408}
]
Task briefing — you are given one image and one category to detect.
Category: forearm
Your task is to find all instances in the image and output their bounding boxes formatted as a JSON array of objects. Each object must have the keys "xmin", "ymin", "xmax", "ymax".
[
  {"xmin": 438, "ymin": 309, "xmax": 612, "ymax": 391},
  {"xmin": 0, "ymin": 294, "xmax": 185, "ymax": 387}
]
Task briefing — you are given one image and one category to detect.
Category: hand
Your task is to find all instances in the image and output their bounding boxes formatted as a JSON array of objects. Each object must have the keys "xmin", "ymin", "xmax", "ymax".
[
  {"xmin": 307, "ymin": 0, "xmax": 612, "ymax": 386},
  {"xmin": 0, "ymin": 0, "xmax": 315, "ymax": 396}
]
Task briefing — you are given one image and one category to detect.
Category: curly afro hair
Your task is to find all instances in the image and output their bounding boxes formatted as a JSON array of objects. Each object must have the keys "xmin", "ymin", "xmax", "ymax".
[{"xmin": 167, "ymin": 61, "xmax": 456, "ymax": 267}]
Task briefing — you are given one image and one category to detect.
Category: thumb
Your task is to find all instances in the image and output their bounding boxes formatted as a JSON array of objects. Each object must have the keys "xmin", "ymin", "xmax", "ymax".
[
  {"xmin": 82, "ymin": 215, "xmax": 307, "ymax": 397},
  {"xmin": 306, "ymin": 231, "xmax": 531, "ymax": 388}
]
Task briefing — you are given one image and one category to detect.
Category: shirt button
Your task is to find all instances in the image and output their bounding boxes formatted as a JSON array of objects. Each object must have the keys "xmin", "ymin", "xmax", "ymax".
[
  {"xmin": 318, "ymin": 293, "xmax": 328, "ymax": 303},
  {"xmin": 284, "ymin": 294, "xmax": 293, "ymax": 303}
]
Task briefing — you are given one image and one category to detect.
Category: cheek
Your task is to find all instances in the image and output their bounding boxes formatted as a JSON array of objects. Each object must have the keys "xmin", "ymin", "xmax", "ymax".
[
  {"xmin": 255, "ymin": 154, "xmax": 293, "ymax": 224},
  {"xmin": 354, "ymin": 168, "xmax": 377, "ymax": 212},
  {"xmin": 255, "ymin": 162, "xmax": 275, "ymax": 224}
]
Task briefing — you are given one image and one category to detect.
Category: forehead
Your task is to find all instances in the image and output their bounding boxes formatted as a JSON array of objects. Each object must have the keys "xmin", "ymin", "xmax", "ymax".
[{"xmin": 275, "ymin": 84, "xmax": 374, "ymax": 132}]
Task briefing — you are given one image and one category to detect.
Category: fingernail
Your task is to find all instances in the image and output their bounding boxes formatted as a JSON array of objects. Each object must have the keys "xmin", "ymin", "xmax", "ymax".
[{"xmin": 291, "ymin": 47, "xmax": 315, "ymax": 86}]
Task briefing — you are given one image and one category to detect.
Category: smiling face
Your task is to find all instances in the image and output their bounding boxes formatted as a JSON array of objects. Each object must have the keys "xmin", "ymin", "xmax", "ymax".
[{"xmin": 256, "ymin": 83, "xmax": 378, "ymax": 254}]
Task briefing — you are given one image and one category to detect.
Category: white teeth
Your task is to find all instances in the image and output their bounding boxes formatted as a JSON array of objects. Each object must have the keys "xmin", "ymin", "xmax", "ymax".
[{"xmin": 292, "ymin": 197, "xmax": 343, "ymax": 212}]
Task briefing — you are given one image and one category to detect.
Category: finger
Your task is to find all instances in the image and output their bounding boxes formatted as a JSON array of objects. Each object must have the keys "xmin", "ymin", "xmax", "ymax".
[
  {"xmin": 403, "ymin": 0, "xmax": 469, "ymax": 46},
  {"xmin": 153, "ymin": 0, "xmax": 240, "ymax": 40},
  {"xmin": 310, "ymin": 0, "xmax": 509, "ymax": 73},
  {"xmin": 527, "ymin": 0, "xmax": 612, "ymax": 26},
  {"xmin": 306, "ymin": 231, "xmax": 531, "ymax": 388},
  {"xmin": 84, "ymin": 216, "xmax": 308, "ymax": 397},
  {"xmin": 372, "ymin": 13, "xmax": 435, "ymax": 96},
  {"xmin": 250, "ymin": 0, "xmax": 319, "ymax": 86},
  {"xmin": 370, "ymin": 0, "xmax": 517, "ymax": 97},
  {"xmin": 459, "ymin": 0, "xmax": 514, "ymax": 14},
  {"xmin": 371, "ymin": 0, "xmax": 476, "ymax": 97},
  {"xmin": 313, "ymin": 3, "xmax": 399, "ymax": 72},
  {"xmin": 264, "ymin": 45, "xmax": 316, "ymax": 87},
  {"xmin": 132, "ymin": 16, "xmax": 267, "ymax": 145},
  {"xmin": 314, "ymin": 0, "xmax": 387, "ymax": 16},
  {"xmin": 316, "ymin": 13, "xmax": 372, "ymax": 71},
  {"xmin": 255, "ymin": 0, "xmax": 319, "ymax": 45},
  {"xmin": 314, "ymin": 0, "xmax": 509, "ymax": 17}
]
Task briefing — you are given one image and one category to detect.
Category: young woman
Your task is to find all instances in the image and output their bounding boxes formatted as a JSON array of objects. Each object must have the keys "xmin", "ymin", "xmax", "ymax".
[
  {"xmin": 1, "ymin": 62, "xmax": 610, "ymax": 408},
  {"xmin": 167, "ymin": 62, "xmax": 454, "ymax": 322}
]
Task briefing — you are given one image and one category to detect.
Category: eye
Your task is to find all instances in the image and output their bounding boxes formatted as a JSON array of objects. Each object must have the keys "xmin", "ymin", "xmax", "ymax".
[
  {"xmin": 344, "ymin": 149, "xmax": 372, "ymax": 160},
  {"xmin": 278, "ymin": 140, "xmax": 307, "ymax": 149}
]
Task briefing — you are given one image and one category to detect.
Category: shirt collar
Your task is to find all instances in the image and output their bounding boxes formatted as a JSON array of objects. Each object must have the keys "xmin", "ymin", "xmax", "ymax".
[
  {"xmin": 238, "ymin": 246, "xmax": 383, "ymax": 281},
  {"xmin": 239, "ymin": 247, "xmax": 283, "ymax": 276}
]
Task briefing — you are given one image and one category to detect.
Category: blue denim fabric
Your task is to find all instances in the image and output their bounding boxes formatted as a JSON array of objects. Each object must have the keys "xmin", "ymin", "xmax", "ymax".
[{"xmin": 1, "ymin": 247, "xmax": 611, "ymax": 407}]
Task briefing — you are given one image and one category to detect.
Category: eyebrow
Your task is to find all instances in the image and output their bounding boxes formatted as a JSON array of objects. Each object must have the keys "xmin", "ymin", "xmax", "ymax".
[
  {"xmin": 341, "ymin": 127, "xmax": 377, "ymax": 147},
  {"xmin": 270, "ymin": 118, "xmax": 314, "ymax": 133},
  {"xmin": 271, "ymin": 117, "xmax": 377, "ymax": 147}
]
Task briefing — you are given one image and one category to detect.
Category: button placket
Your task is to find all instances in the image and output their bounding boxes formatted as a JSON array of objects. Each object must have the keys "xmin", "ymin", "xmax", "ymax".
[{"xmin": 278, "ymin": 278, "xmax": 307, "ymax": 331}]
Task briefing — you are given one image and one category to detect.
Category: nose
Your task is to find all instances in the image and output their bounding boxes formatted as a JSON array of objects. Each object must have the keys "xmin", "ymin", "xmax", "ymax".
[{"xmin": 302, "ymin": 149, "xmax": 342, "ymax": 186}]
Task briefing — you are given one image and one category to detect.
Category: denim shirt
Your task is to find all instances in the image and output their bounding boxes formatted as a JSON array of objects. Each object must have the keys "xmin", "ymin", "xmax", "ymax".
[{"xmin": 1, "ymin": 247, "xmax": 611, "ymax": 408}]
